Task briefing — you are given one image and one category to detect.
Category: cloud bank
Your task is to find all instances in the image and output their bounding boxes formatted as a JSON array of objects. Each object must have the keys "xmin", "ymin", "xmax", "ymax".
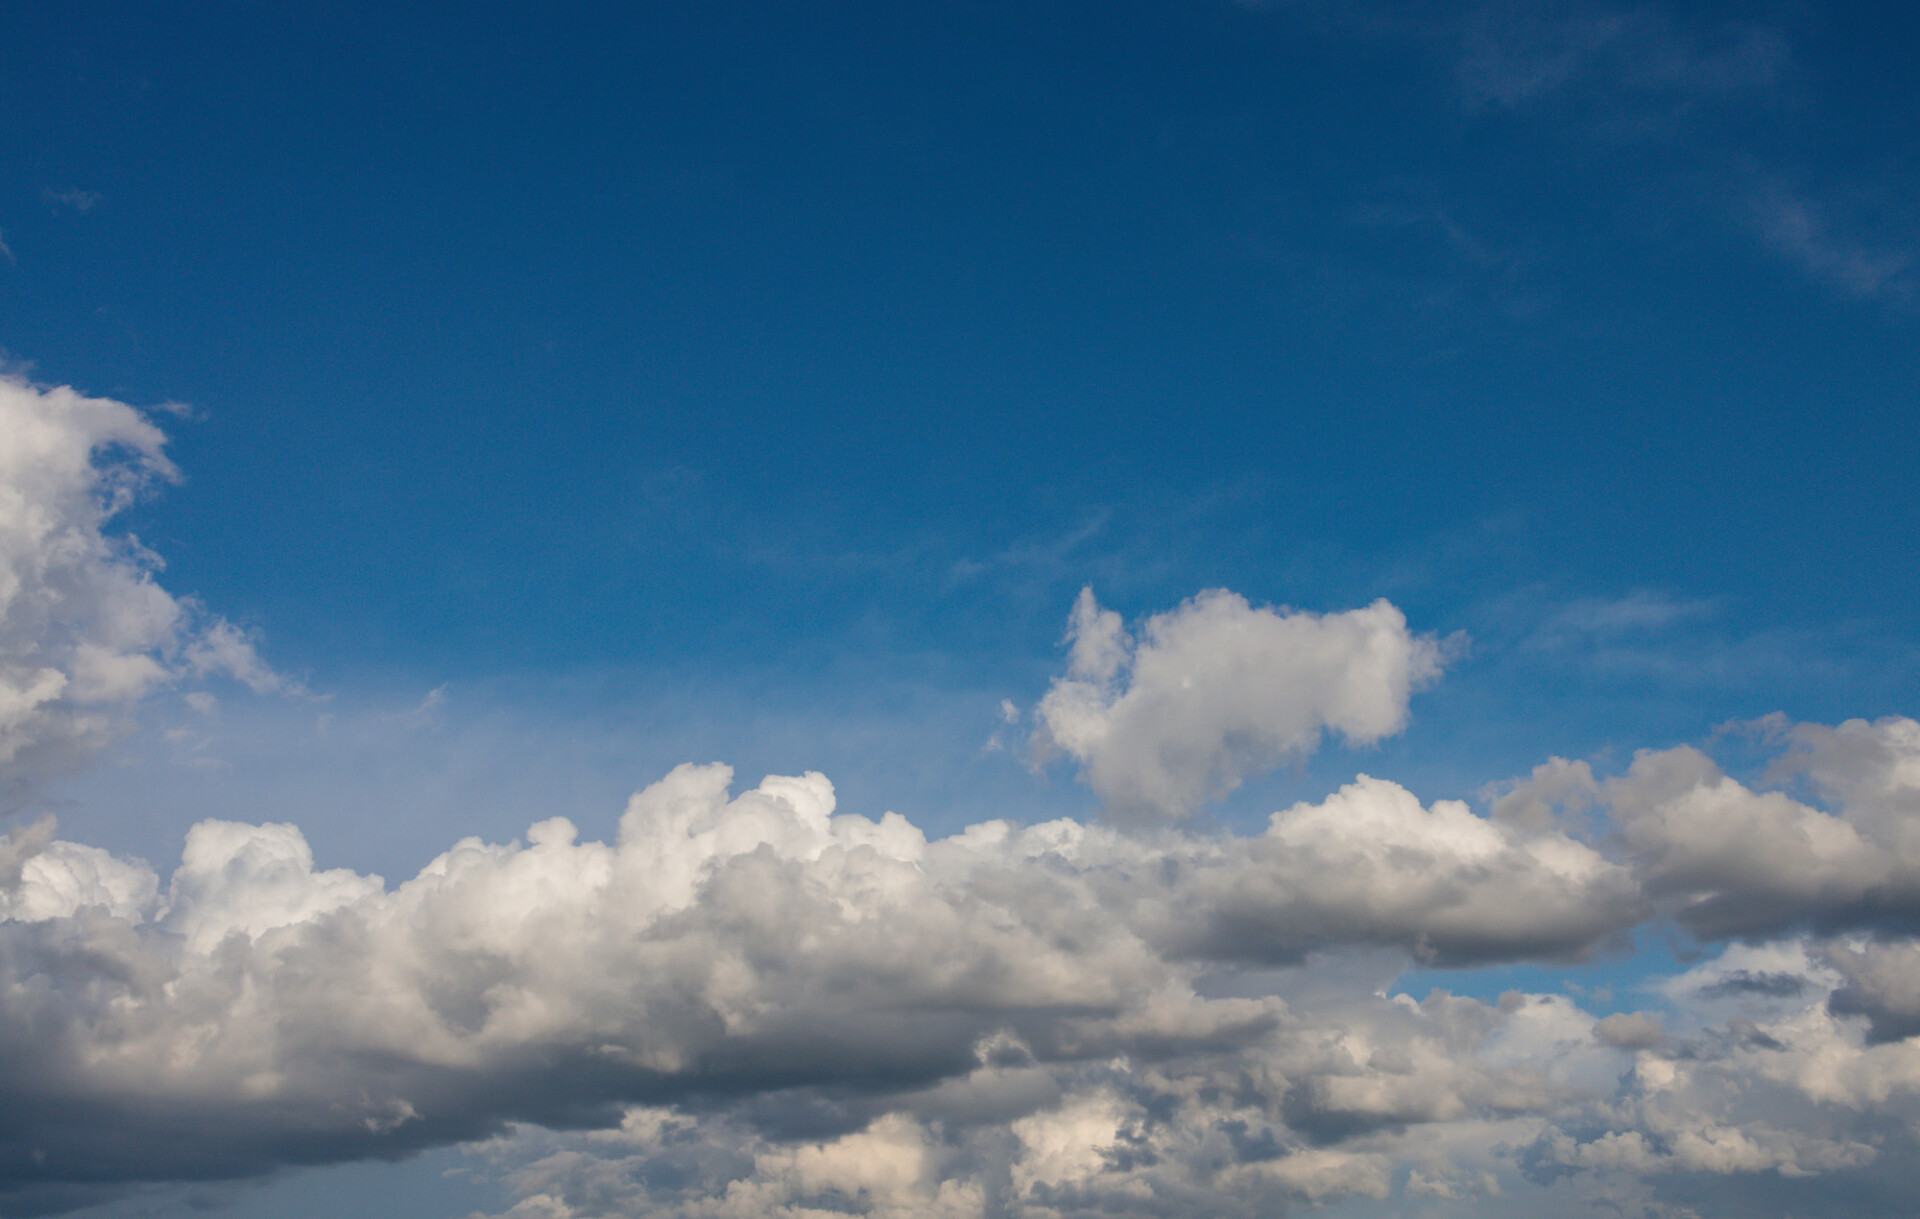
[
  {"xmin": 4, "ymin": 384, "xmax": 1920, "ymax": 1216},
  {"xmin": 2, "ymin": 715, "xmax": 1918, "ymax": 1215}
]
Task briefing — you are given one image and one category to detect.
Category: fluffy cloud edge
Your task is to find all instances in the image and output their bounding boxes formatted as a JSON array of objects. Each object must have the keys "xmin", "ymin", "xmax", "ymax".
[{"xmin": 0, "ymin": 374, "xmax": 286, "ymax": 802}]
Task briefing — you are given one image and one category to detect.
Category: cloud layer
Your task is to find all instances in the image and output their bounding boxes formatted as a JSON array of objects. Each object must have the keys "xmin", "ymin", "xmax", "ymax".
[{"xmin": 1, "ymin": 711, "xmax": 1917, "ymax": 1215}]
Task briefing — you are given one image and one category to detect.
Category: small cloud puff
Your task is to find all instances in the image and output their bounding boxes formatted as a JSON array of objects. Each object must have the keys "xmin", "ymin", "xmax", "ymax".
[{"xmin": 1032, "ymin": 587, "xmax": 1446, "ymax": 822}]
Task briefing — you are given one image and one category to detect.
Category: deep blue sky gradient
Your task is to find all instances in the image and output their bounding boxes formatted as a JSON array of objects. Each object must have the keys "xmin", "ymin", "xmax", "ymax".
[{"xmin": 5, "ymin": 1, "xmax": 1916, "ymax": 703}]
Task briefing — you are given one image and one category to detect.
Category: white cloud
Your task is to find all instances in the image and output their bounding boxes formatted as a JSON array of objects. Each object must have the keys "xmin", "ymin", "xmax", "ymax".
[
  {"xmin": 0, "ymin": 755, "xmax": 1637, "ymax": 1210},
  {"xmin": 1, "ymin": 723, "xmax": 1919, "ymax": 1214},
  {"xmin": 0, "ymin": 375, "xmax": 283, "ymax": 799},
  {"xmin": 1148, "ymin": 774, "xmax": 1639, "ymax": 966},
  {"xmin": 1032, "ymin": 588, "xmax": 1446, "ymax": 822}
]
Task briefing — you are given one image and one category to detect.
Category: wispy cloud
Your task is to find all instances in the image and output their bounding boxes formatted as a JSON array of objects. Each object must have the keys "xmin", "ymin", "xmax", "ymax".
[
  {"xmin": 1239, "ymin": 0, "xmax": 1920, "ymax": 309},
  {"xmin": 1753, "ymin": 185, "xmax": 1916, "ymax": 304},
  {"xmin": 1454, "ymin": 2, "xmax": 1790, "ymax": 118},
  {"xmin": 42, "ymin": 187, "xmax": 104, "ymax": 214}
]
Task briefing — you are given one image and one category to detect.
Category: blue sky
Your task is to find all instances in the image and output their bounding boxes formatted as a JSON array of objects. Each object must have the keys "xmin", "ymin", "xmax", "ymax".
[{"xmin": 3, "ymin": 2, "xmax": 1920, "ymax": 1216}]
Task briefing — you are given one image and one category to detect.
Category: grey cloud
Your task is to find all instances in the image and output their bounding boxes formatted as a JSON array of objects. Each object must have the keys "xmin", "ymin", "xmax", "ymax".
[
  {"xmin": 1824, "ymin": 939, "xmax": 1920, "ymax": 1044},
  {"xmin": 460, "ymin": 987, "xmax": 1623, "ymax": 1219},
  {"xmin": 1599, "ymin": 718, "xmax": 1920, "ymax": 939},
  {"xmin": 1524, "ymin": 939, "xmax": 1914, "ymax": 1201},
  {"xmin": 0, "ymin": 816, "xmax": 54, "ymax": 888},
  {"xmin": 1147, "ymin": 774, "xmax": 1640, "ymax": 966},
  {"xmin": 1487, "ymin": 756, "xmax": 1597, "ymax": 834},
  {"xmin": 468, "ymin": 944, "xmax": 1920, "ymax": 1219},
  {"xmin": 1773, "ymin": 715, "xmax": 1920, "ymax": 830},
  {"xmin": 1593, "ymin": 1012, "xmax": 1664, "ymax": 1050},
  {"xmin": 1700, "ymin": 971, "xmax": 1811, "ymax": 1001}
]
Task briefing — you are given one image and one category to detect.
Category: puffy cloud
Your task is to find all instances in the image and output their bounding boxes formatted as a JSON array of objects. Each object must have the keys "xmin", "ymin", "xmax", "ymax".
[
  {"xmin": 456, "ymin": 983, "xmax": 1623, "ymax": 1219},
  {"xmin": 1142, "ymin": 775, "xmax": 1640, "ymax": 966},
  {"xmin": 1032, "ymin": 588, "xmax": 1446, "ymax": 822},
  {"xmin": 1527, "ymin": 939, "xmax": 1914, "ymax": 1194},
  {"xmin": 5, "ymin": 730, "xmax": 1920, "ymax": 1214},
  {"xmin": 0, "ymin": 375, "xmax": 280, "ymax": 800},
  {"xmin": 468, "ymin": 936, "xmax": 1920, "ymax": 1219},
  {"xmin": 1594, "ymin": 718, "xmax": 1920, "ymax": 938},
  {"xmin": 0, "ymin": 754, "xmax": 1646, "ymax": 1211}
]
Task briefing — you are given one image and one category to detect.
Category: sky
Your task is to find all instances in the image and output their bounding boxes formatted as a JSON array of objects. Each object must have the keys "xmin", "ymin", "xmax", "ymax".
[{"xmin": 1, "ymin": 0, "xmax": 1918, "ymax": 1215}]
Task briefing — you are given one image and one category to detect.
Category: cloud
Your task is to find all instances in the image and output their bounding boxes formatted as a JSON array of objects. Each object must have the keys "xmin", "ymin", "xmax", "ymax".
[
  {"xmin": 1150, "ymin": 774, "xmax": 1639, "ymax": 966},
  {"xmin": 1032, "ymin": 588, "xmax": 1446, "ymax": 822},
  {"xmin": 1593, "ymin": 1011, "xmax": 1664, "ymax": 1050},
  {"xmin": 3, "ymin": 717, "xmax": 1920, "ymax": 1213},
  {"xmin": 0, "ymin": 375, "xmax": 283, "ymax": 801},
  {"xmin": 0, "ymin": 749, "xmax": 1622, "ymax": 1210},
  {"xmin": 1824, "ymin": 939, "xmax": 1920, "ymax": 1044},
  {"xmin": 1521, "ymin": 937, "xmax": 1918, "ymax": 1191},
  {"xmin": 1453, "ymin": 3, "xmax": 1789, "ymax": 115},
  {"xmin": 460, "ymin": 929, "xmax": 1920, "ymax": 1219},
  {"xmin": 1752, "ymin": 187, "xmax": 1916, "ymax": 304},
  {"xmin": 42, "ymin": 189, "xmax": 103, "ymax": 215},
  {"xmin": 456, "ymin": 983, "xmax": 1615, "ymax": 1218},
  {"xmin": 1597, "ymin": 718, "xmax": 1920, "ymax": 938}
]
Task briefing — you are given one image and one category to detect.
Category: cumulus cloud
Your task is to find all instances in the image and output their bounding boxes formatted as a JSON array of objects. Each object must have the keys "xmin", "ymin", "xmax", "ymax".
[
  {"xmin": 1523, "ymin": 938, "xmax": 1920, "ymax": 1198},
  {"xmin": 1594, "ymin": 718, "xmax": 1920, "ymax": 939},
  {"xmin": 1145, "ymin": 774, "xmax": 1639, "ymax": 966},
  {"xmin": 461, "ymin": 929, "xmax": 1920, "ymax": 1219},
  {"xmin": 0, "ymin": 714, "xmax": 1918, "ymax": 1214},
  {"xmin": 460, "ymin": 981, "xmax": 1626, "ymax": 1219},
  {"xmin": 1032, "ymin": 588, "xmax": 1445, "ymax": 822},
  {"xmin": 0, "ymin": 758, "xmax": 1647, "ymax": 1206},
  {"xmin": 0, "ymin": 375, "xmax": 281, "ymax": 799}
]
